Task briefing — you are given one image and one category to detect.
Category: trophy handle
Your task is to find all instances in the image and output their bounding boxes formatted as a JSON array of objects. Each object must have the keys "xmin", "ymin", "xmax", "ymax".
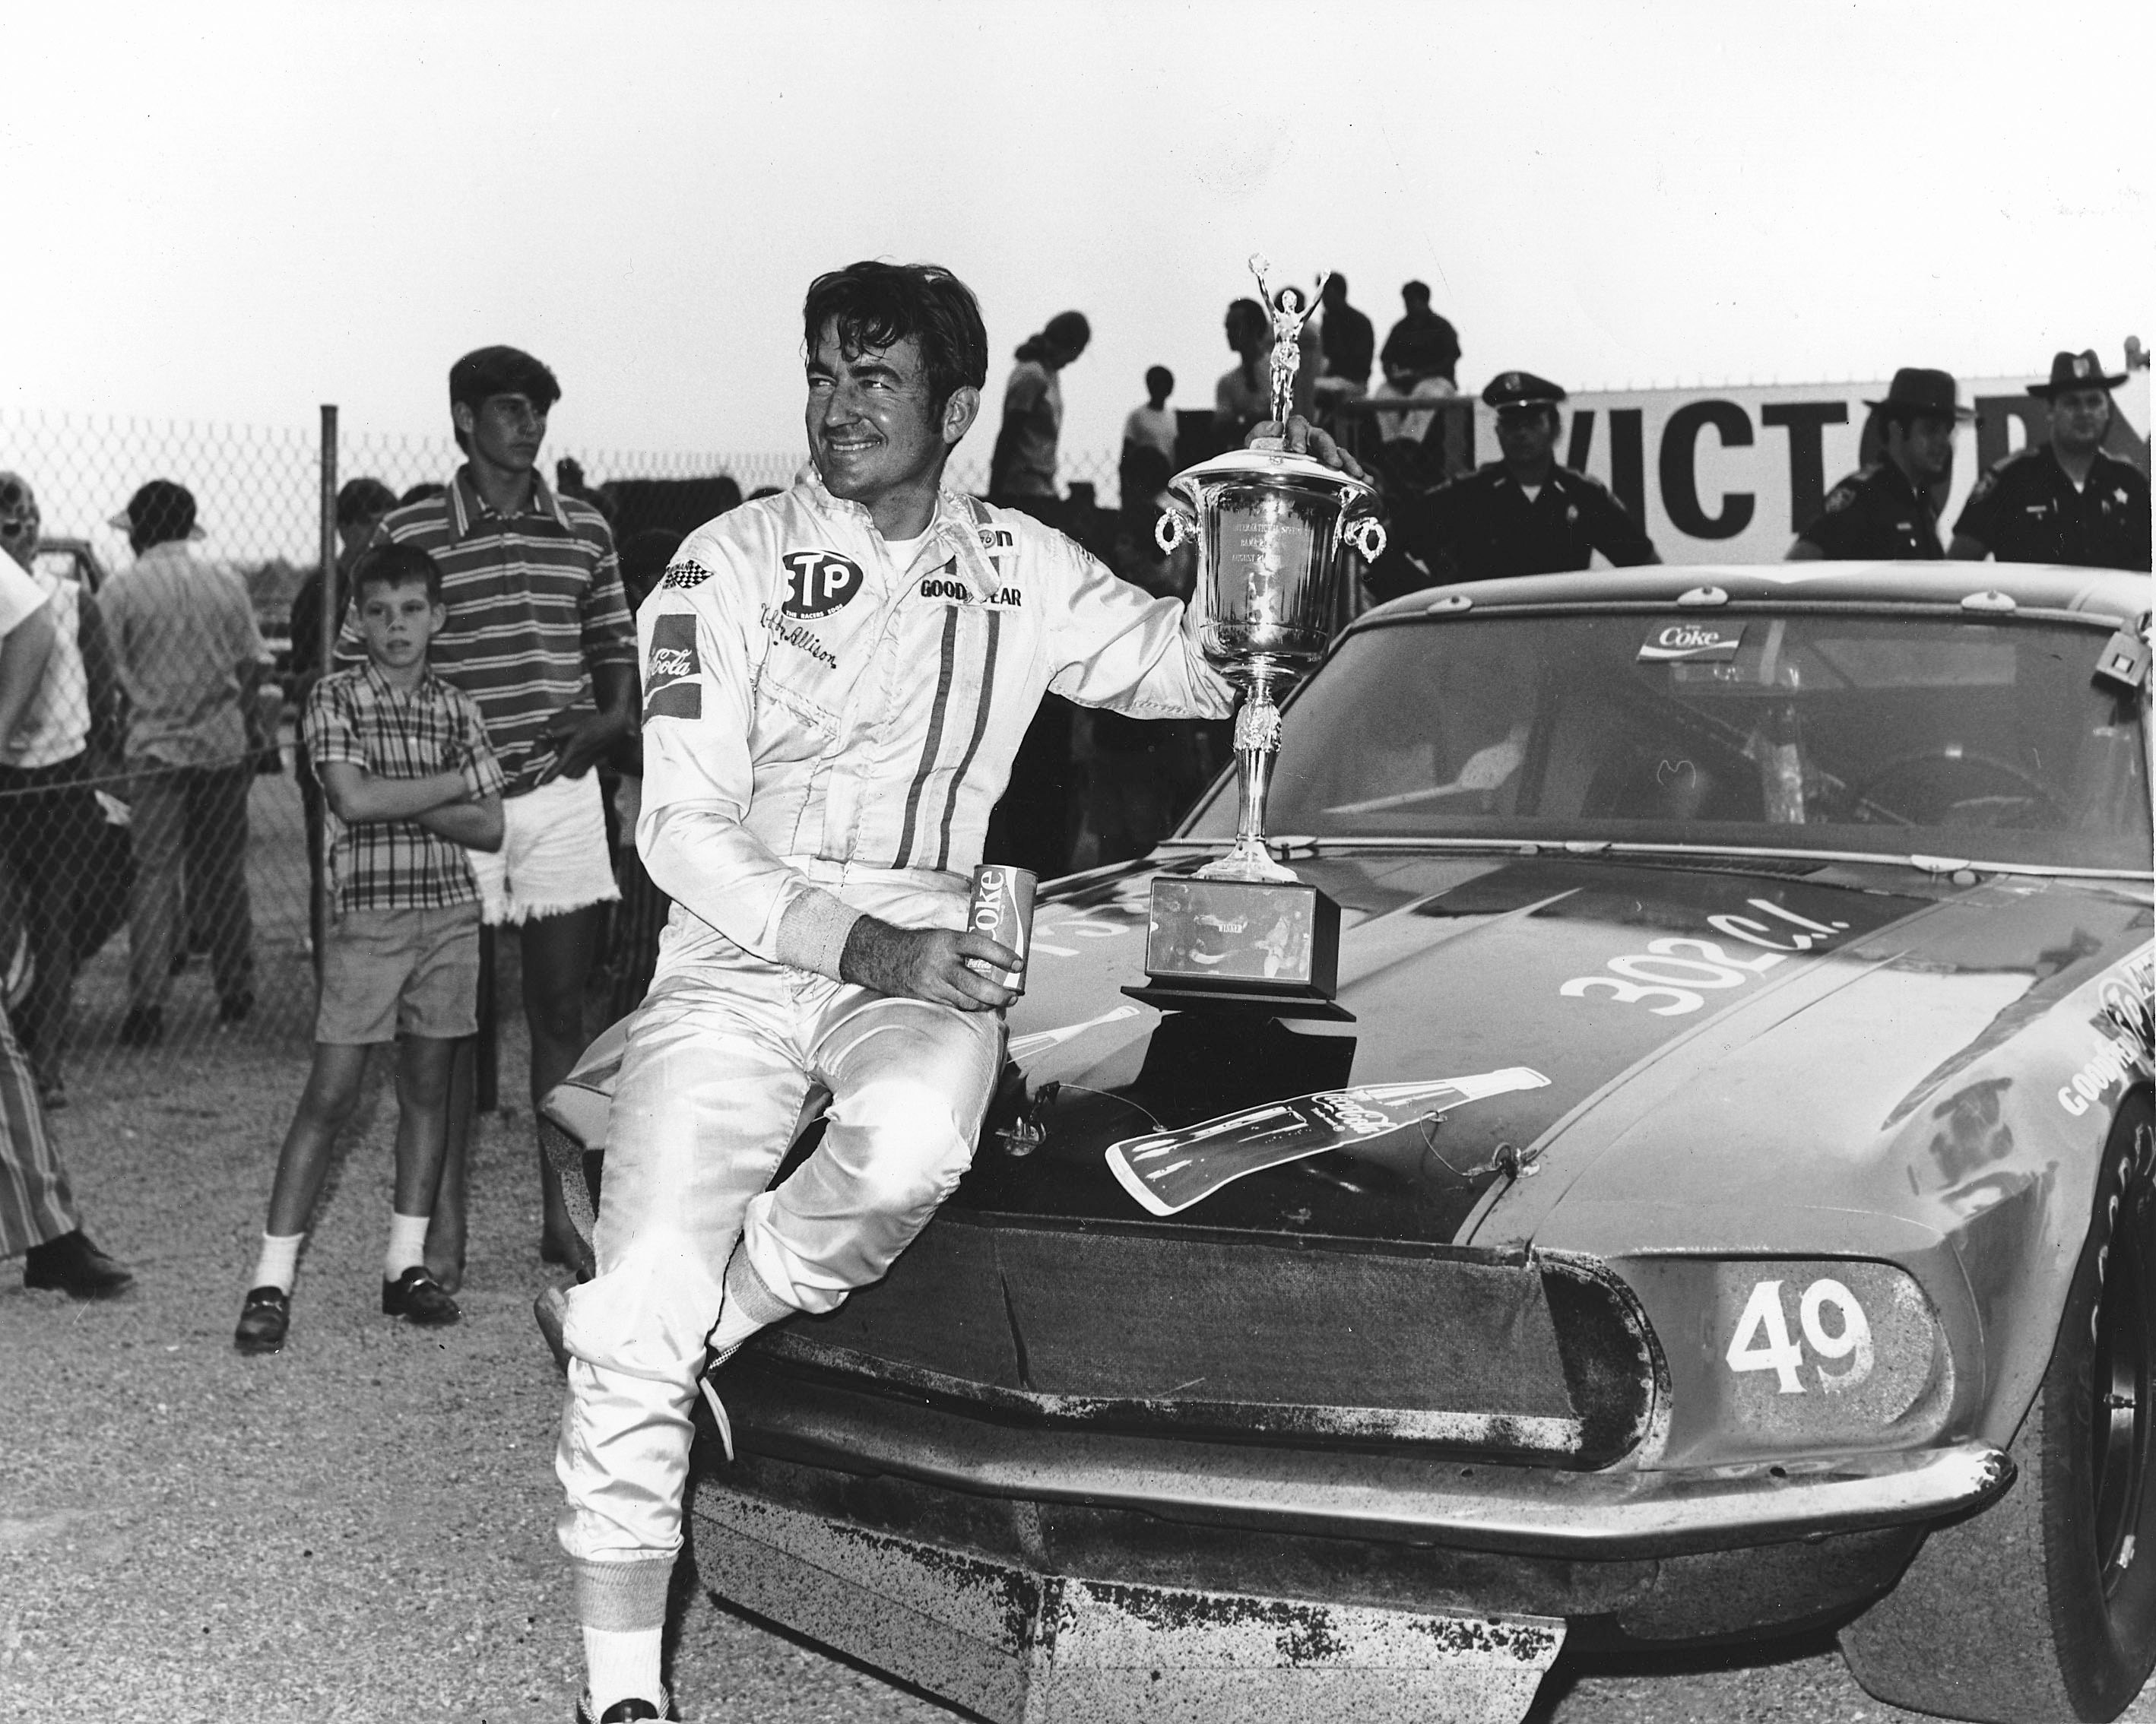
[
  {"xmin": 1347, "ymin": 515, "xmax": 1388, "ymax": 562},
  {"xmin": 1156, "ymin": 504, "xmax": 1197, "ymax": 555}
]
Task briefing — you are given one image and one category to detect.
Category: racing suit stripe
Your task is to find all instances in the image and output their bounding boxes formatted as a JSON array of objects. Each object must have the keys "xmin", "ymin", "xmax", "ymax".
[
  {"xmin": 933, "ymin": 610, "xmax": 1002, "ymax": 873},
  {"xmin": 893, "ymin": 607, "xmax": 961, "ymax": 867}
]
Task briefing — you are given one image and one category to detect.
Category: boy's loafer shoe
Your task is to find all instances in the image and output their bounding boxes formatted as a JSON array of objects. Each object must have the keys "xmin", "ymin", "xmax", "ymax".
[
  {"xmin": 22, "ymin": 1230, "xmax": 135, "ymax": 1299},
  {"xmin": 382, "ymin": 1265, "xmax": 461, "ymax": 1327},
  {"xmin": 233, "ymin": 1285, "xmax": 290, "ymax": 1355},
  {"xmin": 575, "ymin": 1690, "xmax": 674, "ymax": 1722}
]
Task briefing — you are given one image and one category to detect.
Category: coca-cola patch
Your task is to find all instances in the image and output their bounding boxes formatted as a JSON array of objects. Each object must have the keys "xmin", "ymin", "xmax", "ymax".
[{"xmin": 643, "ymin": 613, "xmax": 702, "ymax": 721}]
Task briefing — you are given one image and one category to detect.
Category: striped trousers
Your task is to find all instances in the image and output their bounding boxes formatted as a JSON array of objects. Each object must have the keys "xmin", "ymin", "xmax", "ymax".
[{"xmin": 0, "ymin": 1007, "xmax": 76, "ymax": 1257}]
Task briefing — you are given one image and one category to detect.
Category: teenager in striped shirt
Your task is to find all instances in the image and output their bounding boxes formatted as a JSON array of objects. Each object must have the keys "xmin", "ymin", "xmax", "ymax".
[{"xmin": 349, "ymin": 347, "xmax": 638, "ymax": 1281}]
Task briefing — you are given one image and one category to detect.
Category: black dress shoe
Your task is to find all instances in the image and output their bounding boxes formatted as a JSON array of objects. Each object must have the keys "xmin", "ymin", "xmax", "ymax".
[
  {"xmin": 382, "ymin": 1265, "xmax": 460, "ymax": 1326},
  {"xmin": 22, "ymin": 1230, "xmax": 135, "ymax": 1299},
  {"xmin": 234, "ymin": 1285, "xmax": 290, "ymax": 1354},
  {"xmin": 574, "ymin": 1690, "xmax": 674, "ymax": 1722}
]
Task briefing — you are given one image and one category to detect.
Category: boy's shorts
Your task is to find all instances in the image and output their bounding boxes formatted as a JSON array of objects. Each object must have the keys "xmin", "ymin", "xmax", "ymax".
[
  {"xmin": 317, "ymin": 902, "xmax": 484, "ymax": 1044},
  {"xmin": 466, "ymin": 772, "xmax": 620, "ymax": 926}
]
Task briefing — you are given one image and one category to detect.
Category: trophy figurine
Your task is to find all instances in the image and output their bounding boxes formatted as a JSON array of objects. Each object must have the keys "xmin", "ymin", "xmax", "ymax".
[{"xmin": 1130, "ymin": 256, "xmax": 1386, "ymax": 1014}]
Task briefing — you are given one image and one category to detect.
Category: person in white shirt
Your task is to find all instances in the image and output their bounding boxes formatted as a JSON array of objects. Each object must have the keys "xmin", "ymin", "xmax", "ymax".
[
  {"xmin": 0, "ymin": 537, "xmax": 134, "ymax": 1298},
  {"xmin": 1122, "ymin": 364, "xmax": 1178, "ymax": 468},
  {"xmin": 549, "ymin": 259, "xmax": 1359, "ymax": 1724},
  {"xmin": 0, "ymin": 472, "xmax": 109, "ymax": 1104}
]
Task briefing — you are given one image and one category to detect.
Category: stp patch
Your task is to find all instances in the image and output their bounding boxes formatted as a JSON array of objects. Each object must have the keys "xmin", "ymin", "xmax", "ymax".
[
  {"xmin": 780, "ymin": 550, "xmax": 864, "ymax": 618},
  {"xmin": 643, "ymin": 613, "xmax": 702, "ymax": 721}
]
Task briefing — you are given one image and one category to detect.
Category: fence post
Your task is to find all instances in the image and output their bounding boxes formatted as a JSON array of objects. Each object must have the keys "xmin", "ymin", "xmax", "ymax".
[{"xmin": 315, "ymin": 407, "xmax": 338, "ymax": 974}]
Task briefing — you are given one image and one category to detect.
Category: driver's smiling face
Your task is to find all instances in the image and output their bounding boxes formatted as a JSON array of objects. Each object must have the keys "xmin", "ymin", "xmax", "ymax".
[{"xmin": 805, "ymin": 324, "xmax": 946, "ymax": 510}]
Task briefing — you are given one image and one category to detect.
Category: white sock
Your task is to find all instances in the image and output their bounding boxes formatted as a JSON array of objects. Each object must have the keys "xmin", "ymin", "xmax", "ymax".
[
  {"xmin": 384, "ymin": 1212, "xmax": 430, "ymax": 1279},
  {"xmin": 251, "ymin": 1231, "xmax": 303, "ymax": 1295},
  {"xmin": 582, "ymin": 1625, "xmax": 664, "ymax": 1716},
  {"xmin": 709, "ymin": 1241, "xmax": 793, "ymax": 1355}
]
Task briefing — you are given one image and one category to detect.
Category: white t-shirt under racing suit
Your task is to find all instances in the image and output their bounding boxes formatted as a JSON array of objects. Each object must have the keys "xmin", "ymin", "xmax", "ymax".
[{"xmin": 555, "ymin": 471, "xmax": 1232, "ymax": 1588}]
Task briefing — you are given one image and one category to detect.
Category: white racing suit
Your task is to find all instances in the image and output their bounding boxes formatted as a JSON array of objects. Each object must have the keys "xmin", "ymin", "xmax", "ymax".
[{"xmin": 555, "ymin": 473, "xmax": 1232, "ymax": 1592}]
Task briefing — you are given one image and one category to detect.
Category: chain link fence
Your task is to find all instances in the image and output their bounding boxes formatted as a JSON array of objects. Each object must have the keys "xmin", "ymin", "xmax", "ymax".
[{"xmin": 0, "ymin": 410, "xmax": 1143, "ymax": 1108}]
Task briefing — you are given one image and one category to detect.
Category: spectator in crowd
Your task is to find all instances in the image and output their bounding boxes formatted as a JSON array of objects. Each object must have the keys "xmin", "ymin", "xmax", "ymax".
[
  {"xmin": 290, "ymin": 477, "xmax": 400, "ymax": 960},
  {"xmin": 1789, "ymin": 368, "xmax": 1970, "ymax": 560},
  {"xmin": 987, "ymin": 309, "xmax": 1090, "ymax": 519},
  {"xmin": 1315, "ymin": 272, "xmax": 1374, "ymax": 401},
  {"xmin": 1215, "ymin": 296, "xmax": 1272, "ymax": 445},
  {"xmin": 350, "ymin": 346, "xmax": 636, "ymax": 1280},
  {"xmin": 1123, "ymin": 366, "xmax": 1178, "ymax": 470},
  {"xmin": 1950, "ymin": 349, "xmax": 2151, "ymax": 570},
  {"xmin": 603, "ymin": 525, "xmax": 682, "ymax": 1024},
  {"xmin": 547, "ymin": 258, "xmax": 1268, "ymax": 1724},
  {"xmin": 234, "ymin": 543, "xmax": 504, "ymax": 1356},
  {"xmin": 99, "ymin": 480, "xmax": 265, "ymax": 1046},
  {"xmin": 1371, "ymin": 279, "xmax": 1463, "ymax": 446},
  {"xmin": 1375, "ymin": 372, "xmax": 1657, "ymax": 592},
  {"xmin": 1, "ymin": 547, "xmax": 133, "ymax": 1298},
  {"xmin": 1118, "ymin": 366, "xmax": 1178, "ymax": 528},
  {"xmin": 555, "ymin": 457, "xmax": 619, "ymax": 526},
  {"xmin": 1381, "ymin": 278, "xmax": 1462, "ymax": 391},
  {"xmin": 0, "ymin": 472, "xmax": 113, "ymax": 1105},
  {"xmin": 987, "ymin": 309, "xmax": 1092, "ymax": 875}
]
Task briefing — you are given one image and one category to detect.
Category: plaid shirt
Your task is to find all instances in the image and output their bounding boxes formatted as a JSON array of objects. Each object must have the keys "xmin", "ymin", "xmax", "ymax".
[
  {"xmin": 343, "ymin": 468, "xmax": 636, "ymax": 797},
  {"xmin": 303, "ymin": 662, "xmax": 505, "ymax": 914}
]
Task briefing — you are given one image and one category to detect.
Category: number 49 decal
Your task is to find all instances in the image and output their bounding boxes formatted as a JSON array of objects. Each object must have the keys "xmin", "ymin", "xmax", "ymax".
[{"xmin": 1726, "ymin": 1277, "xmax": 1875, "ymax": 1393}]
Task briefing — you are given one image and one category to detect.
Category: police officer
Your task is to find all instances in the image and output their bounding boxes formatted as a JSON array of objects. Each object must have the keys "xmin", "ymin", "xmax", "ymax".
[
  {"xmin": 1949, "ymin": 349, "xmax": 2151, "ymax": 571},
  {"xmin": 1789, "ymin": 368, "xmax": 1970, "ymax": 559},
  {"xmin": 1384, "ymin": 372, "xmax": 1657, "ymax": 586}
]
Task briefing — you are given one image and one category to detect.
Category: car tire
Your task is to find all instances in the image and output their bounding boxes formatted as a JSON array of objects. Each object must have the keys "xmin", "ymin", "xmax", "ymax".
[{"xmin": 1841, "ymin": 1090, "xmax": 2156, "ymax": 1723}]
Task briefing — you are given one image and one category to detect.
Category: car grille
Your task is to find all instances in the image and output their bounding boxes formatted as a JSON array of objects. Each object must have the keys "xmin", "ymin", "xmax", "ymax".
[{"xmin": 740, "ymin": 1215, "xmax": 1657, "ymax": 1470}]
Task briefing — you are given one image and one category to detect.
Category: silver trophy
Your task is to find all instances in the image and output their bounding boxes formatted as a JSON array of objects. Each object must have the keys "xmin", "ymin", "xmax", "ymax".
[{"xmin": 1156, "ymin": 255, "xmax": 1387, "ymax": 882}]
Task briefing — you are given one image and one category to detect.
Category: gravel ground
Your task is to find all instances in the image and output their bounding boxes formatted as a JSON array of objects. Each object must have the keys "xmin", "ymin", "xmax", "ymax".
[{"xmin": 7, "ymin": 1009, "xmax": 2156, "ymax": 1724}]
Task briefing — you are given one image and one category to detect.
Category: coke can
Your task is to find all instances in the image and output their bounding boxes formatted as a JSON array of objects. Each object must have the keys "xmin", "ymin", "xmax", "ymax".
[{"xmin": 966, "ymin": 864, "xmax": 1036, "ymax": 992}]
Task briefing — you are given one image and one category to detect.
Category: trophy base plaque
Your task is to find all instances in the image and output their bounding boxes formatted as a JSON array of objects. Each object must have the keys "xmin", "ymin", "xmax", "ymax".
[{"xmin": 1122, "ymin": 876, "xmax": 1351, "ymax": 1021}]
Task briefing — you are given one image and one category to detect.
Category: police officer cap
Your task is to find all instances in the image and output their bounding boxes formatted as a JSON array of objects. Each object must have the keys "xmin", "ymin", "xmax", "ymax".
[{"xmin": 1482, "ymin": 371, "xmax": 1566, "ymax": 410}]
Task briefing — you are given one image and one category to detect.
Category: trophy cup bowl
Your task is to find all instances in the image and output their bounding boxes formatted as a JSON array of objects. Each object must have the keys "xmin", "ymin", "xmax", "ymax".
[{"xmin": 1156, "ymin": 447, "xmax": 1387, "ymax": 883}]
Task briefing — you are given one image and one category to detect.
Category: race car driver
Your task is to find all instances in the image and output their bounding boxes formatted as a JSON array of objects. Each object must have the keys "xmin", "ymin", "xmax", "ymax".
[{"xmin": 550, "ymin": 258, "xmax": 1363, "ymax": 1724}]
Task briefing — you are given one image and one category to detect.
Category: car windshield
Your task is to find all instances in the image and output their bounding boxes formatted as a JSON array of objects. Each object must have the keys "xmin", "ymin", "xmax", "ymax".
[{"xmin": 1184, "ymin": 610, "xmax": 2151, "ymax": 872}]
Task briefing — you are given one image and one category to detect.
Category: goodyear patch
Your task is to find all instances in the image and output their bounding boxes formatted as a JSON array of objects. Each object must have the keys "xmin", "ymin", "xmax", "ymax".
[
  {"xmin": 661, "ymin": 559, "xmax": 713, "ymax": 591},
  {"xmin": 643, "ymin": 613, "xmax": 702, "ymax": 721}
]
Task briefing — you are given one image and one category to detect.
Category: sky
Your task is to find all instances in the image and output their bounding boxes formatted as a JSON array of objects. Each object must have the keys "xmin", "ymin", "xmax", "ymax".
[{"xmin": 5, "ymin": 0, "xmax": 2150, "ymax": 477}]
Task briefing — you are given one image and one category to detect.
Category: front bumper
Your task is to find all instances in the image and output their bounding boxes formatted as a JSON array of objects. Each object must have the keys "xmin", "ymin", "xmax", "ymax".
[
  {"xmin": 738, "ymin": 1369, "xmax": 2015, "ymax": 1558},
  {"xmin": 695, "ymin": 1484, "xmax": 1568, "ymax": 1724}
]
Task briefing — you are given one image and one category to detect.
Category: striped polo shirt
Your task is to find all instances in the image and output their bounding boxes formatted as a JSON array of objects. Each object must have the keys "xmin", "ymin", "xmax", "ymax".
[{"xmin": 344, "ymin": 469, "xmax": 635, "ymax": 797}]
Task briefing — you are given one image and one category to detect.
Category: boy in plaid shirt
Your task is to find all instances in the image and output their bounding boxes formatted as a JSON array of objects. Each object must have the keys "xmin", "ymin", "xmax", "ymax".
[{"xmin": 234, "ymin": 544, "xmax": 505, "ymax": 1354}]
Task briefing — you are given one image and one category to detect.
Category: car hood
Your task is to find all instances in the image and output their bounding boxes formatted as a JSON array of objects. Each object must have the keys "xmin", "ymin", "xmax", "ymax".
[{"xmin": 965, "ymin": 851, "xmax": 2148, "ymax": 1250}]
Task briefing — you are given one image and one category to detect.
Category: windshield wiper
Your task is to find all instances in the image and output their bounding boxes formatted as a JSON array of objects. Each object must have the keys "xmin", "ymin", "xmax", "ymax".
[{"xmin": 1153, "ymin": 834, "xmax": 2150, "ymax": 882}]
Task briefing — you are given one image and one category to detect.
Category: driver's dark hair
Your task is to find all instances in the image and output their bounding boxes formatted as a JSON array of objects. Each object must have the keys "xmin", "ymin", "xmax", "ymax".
[{"xmin": 801, "ymin": 262, "xmax": 988, "ymax": 416}]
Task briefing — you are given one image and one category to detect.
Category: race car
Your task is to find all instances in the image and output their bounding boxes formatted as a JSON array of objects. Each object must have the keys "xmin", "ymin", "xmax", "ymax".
[{"xmin": 545, "ymin": 560, "xmax": 2154, "ymax": 1724}]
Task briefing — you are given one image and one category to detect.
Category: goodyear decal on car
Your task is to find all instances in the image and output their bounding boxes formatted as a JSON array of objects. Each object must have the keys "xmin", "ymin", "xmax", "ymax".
[
  {"xmin": 2060, "ymin": 946, "xmax": 2155, "ymax": 1117},
  {"xmin": 1105, "ymin": 1068, "xmax": 1549, "ymax": 1217}
]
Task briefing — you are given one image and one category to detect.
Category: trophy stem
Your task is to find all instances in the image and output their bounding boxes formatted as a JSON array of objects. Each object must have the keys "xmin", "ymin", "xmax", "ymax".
[{"xmin": 1198, "ymin": 678, "xmax": 1298, "ymax": 883}]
